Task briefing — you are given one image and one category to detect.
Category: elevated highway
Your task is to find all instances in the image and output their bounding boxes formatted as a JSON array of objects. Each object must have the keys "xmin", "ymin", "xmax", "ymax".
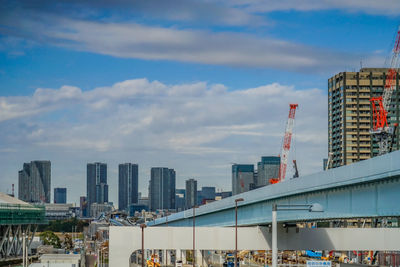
[{"xmin": 149, "ymin": 150, "xmax": 400, "ymax": 227}]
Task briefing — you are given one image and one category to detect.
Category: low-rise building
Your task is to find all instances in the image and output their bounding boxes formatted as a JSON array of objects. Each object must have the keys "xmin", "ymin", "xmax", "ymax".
[
  {"xmin": 30, "ymin": 253, "xmax": 82, "ymax": 267},
  {"xmin": 90, "ymin": 203, "xmax": 113, "ymax": 218},
  {"xmin": 44, "ymin": 203, "xmax": 74, "ymax": 221}
]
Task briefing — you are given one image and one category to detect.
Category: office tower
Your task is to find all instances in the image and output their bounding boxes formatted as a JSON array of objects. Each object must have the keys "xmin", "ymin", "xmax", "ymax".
[
  {"xmin": 232, "ymin": 164, "xmax": 254, "ymax": 195},
  {"xmin": 54, "ymin": 188, "xmax": 67, "ymax": 204},
  {"xmin": 138, "ymin": 196, "xmax": 149, "ymax": 208},
  {"xmin": 256, "ymin": 156, "xmax": 280, "ymax": 187},
  {"xmin": 18, "ymin": 161, "xmax": 51, "ymax": 203},
  {"xmin": 80, "ymin": 196, "xmax": 87, "ymax": 217},
  {"xmin": 185, "ymin": 179, "xmax": 197, "ymax": 209},
  {"xmin": 87, "ymin": 162, "xmax": 108, "ymax": 215},
  {"xmin": 148, "ymin": 167, "xmax": 176, "ymax": 211},
  {"xmin": 328, "ymin": 68, "xmax": 400, "ymax": 168},
  {"xmin": 323, "ymin": 158, "xmax": 328, "ymax": 170},
  {"xmin": 175, "ymin": 189, "xmax": 185, "ymax": 211},
  {"xmin": 118, "ymin": 163, "xmax": 139, "ymax": 211},
  {"xmin": 215, "ymin": 191, "xmax": 232, "ymax": 200},
  {"xmin": 201, "ymin": 187, "xmax": 216, "ymax": 201}
]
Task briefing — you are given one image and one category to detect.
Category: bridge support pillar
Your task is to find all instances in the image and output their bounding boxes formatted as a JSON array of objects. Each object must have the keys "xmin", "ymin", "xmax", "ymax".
[
  {"xmin": 176, "ymin": 249, "xmax": 182, "ymax": 263},
  {"xmin": 195, "ymin": 250, "xmax": 205, "ymax": 267}
]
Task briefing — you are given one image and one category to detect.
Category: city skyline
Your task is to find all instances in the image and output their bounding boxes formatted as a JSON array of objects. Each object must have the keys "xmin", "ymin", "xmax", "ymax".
[{"xmin": 2, "ymin": 1, "xmax": 400, "ymax": 205}]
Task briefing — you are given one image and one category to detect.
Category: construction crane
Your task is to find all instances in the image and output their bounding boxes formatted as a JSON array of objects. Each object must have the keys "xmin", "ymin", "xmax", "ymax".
[
  {"xmin": 325, "ymin": 152, "xmax": 333, "ymax": 171},
  {"xmin": 270, "ymin": 104, "xmax": 298, "ymax": 184},
  {"xmin": 370, "ymin": 26, "xmax": 400, "ymax": 155},
  {"xmin": 292, "ymin": 160, "xmax": 299, "ymax": 178}
]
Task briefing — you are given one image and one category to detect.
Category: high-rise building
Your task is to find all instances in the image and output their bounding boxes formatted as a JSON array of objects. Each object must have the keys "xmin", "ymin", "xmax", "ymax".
[
  {"xmin": 148, "ymin": 167, "xmax": 176, "ymax": 211},
  {"xmin": 175, "ymin": 189, "xmax": 185, "ymax": 211},
  {"xmin": 80, "ymin": 196, "xmax": 87, "ymax": 217},
  {"xmin": 256, "ymin": 156, "xmax": 280, "ymax": 187},
  {"xmin": 232, "ymin": 164, "xmax": 254, "ymax": 195},
  {"xmin": 328, "ymin": 68, "xmax": 400, "ymax": 168},
  {"xmin": 118, "ymin": 163, "xmax": 139, "ymax": 211},
  {"xmin": 185, "ymin": 179, "xmax": 197, "ymax": 209},
  {"xmin": 18, "ymin": 161, "xmax": 51, "ymax": 203},
  {"xmin": 54, "ymin": 188, "xmax": 67, "ymax": 204},
  {"xmin": 87, "ymin": 162, "xmax": 108, "ymax": 215},
  {"xmin": 323, "ymin": 158, "xmax": 328, "ymax": 170},
  {"xmin": 201, "ymin": 186, "xmax": 216, "ymax": 201},
  {"xmin": 215, "ymin": 191, "xmax": 232, "ymax": 200}
]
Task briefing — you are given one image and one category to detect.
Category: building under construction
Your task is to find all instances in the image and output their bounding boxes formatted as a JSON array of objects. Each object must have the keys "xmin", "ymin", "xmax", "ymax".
[
  {"xmin": 0, "ymin": 192, "xmax": 46, "ymax": 263},
  {"xmin": 328, "ymin": 68, "xmax": 400, "ymax": 168}
]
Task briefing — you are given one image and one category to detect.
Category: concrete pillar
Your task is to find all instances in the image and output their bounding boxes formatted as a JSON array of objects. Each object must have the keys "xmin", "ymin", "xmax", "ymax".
[
  {"xmin": 163, "ymin": 250, "xmax": 168, "ymax": 266},
  {"xmin": 176, "ymin": 249, "xmax": 182, "ymax": 262},
  {"xmin": 166, "ymin": 250, "xmax": 172, "ymax": 265},
  {"xmin": 196, "ymin": 250, "xmax": 204, "ymax": 267}
]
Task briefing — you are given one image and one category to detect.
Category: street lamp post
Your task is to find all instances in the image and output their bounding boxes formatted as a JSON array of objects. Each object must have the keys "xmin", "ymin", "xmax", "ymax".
[
  {"xmin": 166, "ymin": 215, "xmax": 168, "ymax": 267},
  {"xmin": 141, "ymin": 224, "xmax": 147, "ymax": 267},
  {"xmin": 271, "ymin": 203, "xmax": 323, "ymax": 267},
  {"xmin": 235, "ymin": 198, "xmax": 244, "ymax": 267},
  {"xmin": 192, "ymin": 205, "xmax": 198, "ymax": 267}
]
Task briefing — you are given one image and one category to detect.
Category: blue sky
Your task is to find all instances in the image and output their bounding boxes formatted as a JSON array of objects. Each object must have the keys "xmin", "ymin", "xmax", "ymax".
[{"xmin": 1, "ymin": 0, "xmax": 400, "ymax": 206}]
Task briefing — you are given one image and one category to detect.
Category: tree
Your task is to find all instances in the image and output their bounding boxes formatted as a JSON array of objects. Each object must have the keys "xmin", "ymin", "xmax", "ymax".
[
  {"xmin": 39, "ymin": 231, "xmax": 61, "ymax": 248},
  {"xmin": 63, "ymin": 233, "xmax": 73, "ymax": 250}
]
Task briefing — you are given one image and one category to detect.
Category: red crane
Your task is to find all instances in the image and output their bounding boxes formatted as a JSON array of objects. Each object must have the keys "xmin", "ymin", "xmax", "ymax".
[
  {"xmin": 270, "ymin": 104, "xmax": 298, "ymax": 184},
  {"xmin": 370, "ymin": 26, "xmax": 400, "ymax": 155}
]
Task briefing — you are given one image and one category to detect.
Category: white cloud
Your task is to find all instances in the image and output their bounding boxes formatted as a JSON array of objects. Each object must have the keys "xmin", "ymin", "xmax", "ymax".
[
  {"xmin": 230, "ymin": 0, "xmax": 400, "ymax": 15},
  {"xmin": 0, "ymin": 78, "xmax": 327, "ymax": 204},
  {"xmin": 0, "ymin": 12, "xmax": 373, "ymax": 73}
]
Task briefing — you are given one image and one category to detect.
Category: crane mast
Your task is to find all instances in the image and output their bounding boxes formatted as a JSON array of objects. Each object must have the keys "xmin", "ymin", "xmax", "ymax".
[
  {"xmin": 270, "ymin": 104, "xmax": 298, "ymax": 184},
  {"xmin": 370, "ymin": 26, "xmax": 400, "ymax": 155}
]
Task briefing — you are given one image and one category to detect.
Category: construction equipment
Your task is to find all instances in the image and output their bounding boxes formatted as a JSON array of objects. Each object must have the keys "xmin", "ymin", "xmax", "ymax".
[
  {"xmin": 147, "ymin": 254, "xmax": 160, "ymax": 267},
  {"xmin": 270, "ymin": 104, "xmax": 298, "ymax": 184},
  {"xmin": 325, "ymin": 152, "xmax": 333, "ymax": 171},
  {"xmin": 370, "ymin": 26, "xmax": 400, "ymax": 155},
  {"xmin": 292, "ymin": 160, "xmax": 299, "ymax": 178}
]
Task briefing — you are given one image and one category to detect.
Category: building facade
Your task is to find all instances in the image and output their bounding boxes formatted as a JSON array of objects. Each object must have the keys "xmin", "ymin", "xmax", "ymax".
[
  {"xmin": 201, "ymin": 187, "xmax": 216, "ymax": 201},
  {"xmin": 18, "ymin": 160, "xmax": 51, "ymax": 203},
  {"xmin": 256, "ymin": 156, "xmax": 280, "ymax": 187},
  {"xmin": 232, "ymin": 164, "xmax": 254, "ymax": 195},
  {"xmin": 44, "ymin": 203, "xmax": 73, "ymax": 221},
  {"xmin": 87, "ymin": 162, "xmax": 108, "ymax": 216},
  {"xmin": 80, "ymin": 196, "xmax": 87, "ymax": 217},
  {"xmin": 90, "ymin": 203, "xmax": 113, "ymax": 218},
  {"xmin": 175, "ymin": 189, "xmax": 185, "ymax": 212},
  {"xmin": 328, "ymin": 68, "xmax": 400, "ymax": 168},
  {"xmin": 148, "ymin": 167, "xmax": 176, "ymax": 211},
  {"xmin": 54, "ymin": 188, "xmax": 67, "ymax": 204},
  {"xmin": 185, "ymin": 179, "xmax": 197, "ymax": 209},
  {"xmin": 118, "ymin": 163, "xmax": 139, "ymax": 211}
]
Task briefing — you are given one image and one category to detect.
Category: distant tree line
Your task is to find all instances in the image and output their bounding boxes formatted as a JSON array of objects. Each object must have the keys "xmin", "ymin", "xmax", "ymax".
[{"xmin": 38, "ymin": 218, "xmax": 89, "ymax": 232}]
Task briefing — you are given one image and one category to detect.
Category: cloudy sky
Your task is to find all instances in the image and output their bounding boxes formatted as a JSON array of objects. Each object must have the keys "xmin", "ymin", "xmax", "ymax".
[{"xmin": 1, "ymin": 0, "xmax": 399, "ymax": 206}]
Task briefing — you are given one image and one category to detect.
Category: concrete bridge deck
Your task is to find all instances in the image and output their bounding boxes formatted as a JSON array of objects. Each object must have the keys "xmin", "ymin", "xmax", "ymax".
[{"xmin": 149, "ymin": 151, "xmax": 400, "ymax": 227}]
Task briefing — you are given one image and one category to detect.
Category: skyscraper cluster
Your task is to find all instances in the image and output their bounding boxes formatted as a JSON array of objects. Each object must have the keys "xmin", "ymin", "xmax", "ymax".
[{"xmin": 232, "ymin": 156, "xmax": 280, "ymax": 195}]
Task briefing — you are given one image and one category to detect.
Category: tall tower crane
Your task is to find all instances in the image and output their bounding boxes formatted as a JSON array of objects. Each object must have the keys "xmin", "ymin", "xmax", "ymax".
[
  {"xmin": 270, "ymin": 104, "xmax": 298, "ymax": 184},
  {"xmin": 370, "ymin": 26, "xmax": 400, "ymax": 155}
]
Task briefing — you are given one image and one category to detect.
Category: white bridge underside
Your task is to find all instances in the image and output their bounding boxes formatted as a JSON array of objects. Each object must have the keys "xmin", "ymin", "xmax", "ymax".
[{"xmin": 110, "ymin": 226, "xmax": 400, "ymax": 267}]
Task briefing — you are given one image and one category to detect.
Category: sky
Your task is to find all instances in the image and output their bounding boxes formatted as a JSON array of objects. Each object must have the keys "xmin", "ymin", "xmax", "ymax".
[{"xmin": 1, "ymin": 0, "xmax": 400, "ymax": 207}]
